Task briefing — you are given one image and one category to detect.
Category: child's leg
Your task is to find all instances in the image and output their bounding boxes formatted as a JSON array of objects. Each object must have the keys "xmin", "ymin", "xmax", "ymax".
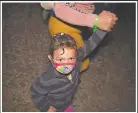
[{"xmin": 48, "ymin": 16, "xmax": 89, "ymax": 72}]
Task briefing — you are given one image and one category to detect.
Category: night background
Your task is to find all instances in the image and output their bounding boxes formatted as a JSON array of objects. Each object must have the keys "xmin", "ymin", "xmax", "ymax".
[{"xmin": 2, "ymin": 3, "xmax": 136, "ymax": 112}]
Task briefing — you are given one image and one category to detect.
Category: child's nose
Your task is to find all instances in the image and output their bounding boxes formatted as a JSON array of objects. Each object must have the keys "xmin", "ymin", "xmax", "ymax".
[
  {"xmin": 64, "ymin": 59, "xmax": 69, "ymax": 63},
  {"xmin": 64, "ymin": 60, "xmax": 69, "ymax": 63}
]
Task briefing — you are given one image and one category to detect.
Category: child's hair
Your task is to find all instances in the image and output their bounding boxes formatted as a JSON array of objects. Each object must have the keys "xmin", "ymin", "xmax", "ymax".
[{"xmin": 49, "ymin": 33, "xmax": 77, "ymax": 56}]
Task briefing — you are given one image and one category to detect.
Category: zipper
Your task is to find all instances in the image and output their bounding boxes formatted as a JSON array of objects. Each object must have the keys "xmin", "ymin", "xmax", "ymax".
[
  {"xmin": 67, "ymin": 74, "xmax": 73, "ymax": 84},
  {"xmin": 70, "ymin": 79, "xmax": 73, "ymax": 84}
]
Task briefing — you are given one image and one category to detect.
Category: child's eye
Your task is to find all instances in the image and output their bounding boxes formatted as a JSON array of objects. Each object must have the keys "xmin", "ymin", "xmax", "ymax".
[
  {"xmin": 69, "ymin": 58, "xmax": 75, "ymax": 61},
  {"xmin": 58, "ymin": 59, "xmax": 63, "ymax": 62}
]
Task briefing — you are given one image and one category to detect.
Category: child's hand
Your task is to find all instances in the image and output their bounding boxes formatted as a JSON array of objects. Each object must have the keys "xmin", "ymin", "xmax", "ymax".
[
  {"xmin": 48, "ymin": 106, "xmax": 57, "ymax": 112},
  {"xmin": 98, "ymin": 10, "xmax": 118, "ymax": 32}
]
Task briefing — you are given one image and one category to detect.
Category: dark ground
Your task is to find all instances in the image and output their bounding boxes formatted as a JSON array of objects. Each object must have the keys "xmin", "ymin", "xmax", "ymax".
[{"xmin": 2, "ymin": 3, "xmax": 136, "ymax": 112}]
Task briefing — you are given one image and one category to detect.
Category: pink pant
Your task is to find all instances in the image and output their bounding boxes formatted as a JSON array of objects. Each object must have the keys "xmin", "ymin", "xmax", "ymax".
[{"xmin": 64, "ymin": 105, "xmax": 75, "ymax": 112}]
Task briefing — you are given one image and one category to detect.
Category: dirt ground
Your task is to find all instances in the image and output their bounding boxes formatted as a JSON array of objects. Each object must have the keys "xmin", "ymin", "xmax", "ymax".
[{"xmin": 2, "ymin": 3, "xmax": 136, "ymax": 112}]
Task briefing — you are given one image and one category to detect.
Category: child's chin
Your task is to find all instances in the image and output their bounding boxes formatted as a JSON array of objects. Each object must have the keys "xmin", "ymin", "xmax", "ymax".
[{"xmin": 61, "ymin": 72, "xmax": 71, "ymax": 75}]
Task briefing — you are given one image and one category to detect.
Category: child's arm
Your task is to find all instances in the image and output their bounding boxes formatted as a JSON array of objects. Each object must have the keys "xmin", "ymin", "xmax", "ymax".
[
  {"xmin": 77, "ymin": 29, "xmax": 107, "ymax": 60},
  {"xmin": 30, "ymin": 72, "xmax": 54, "ymax": 112}
]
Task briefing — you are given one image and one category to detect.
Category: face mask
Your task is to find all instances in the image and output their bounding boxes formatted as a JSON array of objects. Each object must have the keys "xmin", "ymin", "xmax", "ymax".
[{"xmin": 53, "ymin": 62, "xmax": 76, "ymax": 74}]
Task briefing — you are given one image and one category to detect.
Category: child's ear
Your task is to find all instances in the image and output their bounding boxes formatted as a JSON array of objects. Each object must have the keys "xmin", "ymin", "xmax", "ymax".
[{"xmin": 48, "ymin": 54, "xmax": 52, "ymax": 61}]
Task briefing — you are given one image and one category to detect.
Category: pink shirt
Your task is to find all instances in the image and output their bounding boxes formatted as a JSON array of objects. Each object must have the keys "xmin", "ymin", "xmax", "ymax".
[{"xmin": 53, "ymin": 3, "xmax": 97, "ymax": 28}]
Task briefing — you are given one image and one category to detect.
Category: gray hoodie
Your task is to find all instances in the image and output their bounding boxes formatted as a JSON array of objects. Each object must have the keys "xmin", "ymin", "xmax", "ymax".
[{"xmin": 30, "ymin": 30, "xmax": 107, "ymax": 112}]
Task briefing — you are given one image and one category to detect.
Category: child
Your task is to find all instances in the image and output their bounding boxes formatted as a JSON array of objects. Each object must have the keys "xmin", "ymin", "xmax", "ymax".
[
  {"xmin": 40, "ymin": 3, "xmax": 118, "ymax": 72},
  {"xmin": 30, "ymin": 29, "xmax": 108, "ymax": 112}
]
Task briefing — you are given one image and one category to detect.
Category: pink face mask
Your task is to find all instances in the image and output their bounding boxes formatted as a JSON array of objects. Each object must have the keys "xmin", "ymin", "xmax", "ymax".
[{"xmin": 53, "ymin": 62, "xmax": 76, "ymax": 74}]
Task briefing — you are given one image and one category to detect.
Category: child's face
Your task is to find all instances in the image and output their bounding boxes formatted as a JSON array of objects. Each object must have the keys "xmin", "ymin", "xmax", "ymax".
[
  {"xmin": 52, "ymin": 47, "xmax": 76, "ymax": 63},
  {"xmin": 48, "ymin": 47, "xmax": 77, "ymax": 74}
]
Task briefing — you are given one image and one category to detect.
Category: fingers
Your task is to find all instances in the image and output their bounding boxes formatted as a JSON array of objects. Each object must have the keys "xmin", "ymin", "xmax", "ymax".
[
  {"xmin": 103, "ymin": 10, "xmax": 118, "ymax": 21},
  {"xmin": 112, "ymin": 20, "xmax": 116, "ymax": 26},
  {"xmin": 98, "ymin": 10, "xmax": 118, "ymax": 32},
  {"xmin": 50, "ymin": 106, "xmax": 56, "ymax": 112},
  {"xmin": 107, "ymin": 12, "xmax": 118, "ymax": 31},
  {"xmin": 52, "ymin": 107, "xmax": 57, "ymax": 111},
  {"xmin": 109, "ymin": 12, "xmax": 118, "ymax": 21},
  {"xmin": 105, "ymin": 20, "xmax": 115, "ymax": 32},
  {"xmin": 106, "ymin": 29, "xmax": 111, "ymax": 32},
  {"xmin": 48, "ymin": 106, "xmax": 57, "ymax": 112},
  {"xmin": 107, "ymin": 20, "xmax": 116, "ymax": 32},
  {"xmin": 107, "ymin": 22, "xmax": 115, "ymax": 32},
  {"xmin": 110, "ymin": 13, "xmax": 118, "ymax": 21}
]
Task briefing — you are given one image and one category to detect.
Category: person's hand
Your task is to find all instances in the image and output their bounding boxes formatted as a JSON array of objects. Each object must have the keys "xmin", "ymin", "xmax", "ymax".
[
  {"xmin": 48, "ymin": 106, "xmax": 57, "ymax": 112},
  {"xmin": 40, "ymin": 3, "xmax": 55, "ymax": 10},
  {"xmin": 97, "ymin": 10, "xmax": 118, "ymax": 32}
]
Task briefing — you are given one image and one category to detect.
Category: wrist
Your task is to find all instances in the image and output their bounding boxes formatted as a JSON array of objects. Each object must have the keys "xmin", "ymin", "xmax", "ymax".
[{"xmin": 93, "ymin": 15, "xmax": 99, "ymax": 32}]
